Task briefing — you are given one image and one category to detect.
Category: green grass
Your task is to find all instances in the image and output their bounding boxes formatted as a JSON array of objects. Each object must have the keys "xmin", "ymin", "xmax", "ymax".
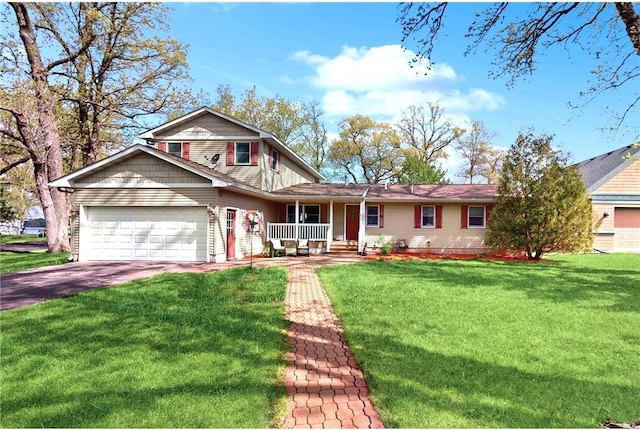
[
  {"xmin": 318, "ymin": 253, "xmax": 640, "ymax": 428},
  {"xmin": 0, "ymin": 234, "xmax": 47, "ymax": 244},
  {"xmin": 0, "ymin": 251, "xmax": 69, "ymax": 274},
  {"xmin": 1, "ymin": 266, "xmax": 289, "ymax": 428}
]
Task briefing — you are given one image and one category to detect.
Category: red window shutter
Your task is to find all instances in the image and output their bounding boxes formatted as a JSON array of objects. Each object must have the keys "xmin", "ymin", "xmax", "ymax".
[
  {"xmin": 182, "ymin": 142, "xmax": 190, "ymax": 160},
  {"xmin": 461, "ymin": 205, "xmax": 468, "ymax": 229},
  {"xmin": 226, "ymin": 142, "xmax": 234, "ymax": 165},
  {"xmin": 379, "ymin": 205, "xmax": 384, "ymax": 228},
  {"xmin": 268, "ymin": 147, "xmax": 273, "ymax": 168},
  {"xmin": 435, "ymin": 205, "xmax": 443, "ymax": 229},
  {"xmin": 414, "ymin": 205, "xmax": 422, "ymax": 228},
  {"xmin": 320, "ymin": 204, "xmax": 328, "ymax": 223},
  {"xmin": 486, "ymin": 204, "xmax": 494, "ymax": 226},
  {"xmin": 250, "ymin": 141, "xmax": 259, "ymax": 166},
  {"xmin": 158, "ymin": 141, "xmax": 166, "ymax": 152}
]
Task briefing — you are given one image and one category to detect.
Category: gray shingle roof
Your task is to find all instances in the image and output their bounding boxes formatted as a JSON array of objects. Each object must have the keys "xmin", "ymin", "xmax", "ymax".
[{"xmin": 576, "ymin": 144, "xmax": 640, "ymax": 190}]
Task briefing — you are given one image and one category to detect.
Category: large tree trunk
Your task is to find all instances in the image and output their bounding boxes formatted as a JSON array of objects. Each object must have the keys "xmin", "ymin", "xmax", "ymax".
[
  {"xmin": 615, "ymin": 3, "xmax": 640, "ymax": 56},
  {"xmin": 11, "ymin": 3, "xmax": 70, "ymax": 253}
]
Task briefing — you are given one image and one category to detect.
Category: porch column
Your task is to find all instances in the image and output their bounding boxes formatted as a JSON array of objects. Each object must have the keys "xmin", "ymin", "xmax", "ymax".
[
  {"xmin": 358, "ymin": 199, "xmax": 366, "ymax": 253},
  {"xmin": 295, "ymin": 200, "xmax": 300, "ymax": 240},
  {"xmin": 327, "ymin": 200, "xmax": 333, "ymax": 252}
]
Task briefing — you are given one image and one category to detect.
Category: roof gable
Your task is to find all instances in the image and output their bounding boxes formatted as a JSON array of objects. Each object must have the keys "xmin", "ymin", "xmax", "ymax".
[
  {"xmin": 576, "ymin": 144, "xmax": 640, "ymax": 192},
  {"xmin": 49, "ymin": 144, "xmax": 230, "ymax": 188}
]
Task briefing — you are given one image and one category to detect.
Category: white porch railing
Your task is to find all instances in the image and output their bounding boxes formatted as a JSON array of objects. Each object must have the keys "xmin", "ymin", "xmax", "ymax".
[{"xmin": 267, "ymin": 223, "xmax": 331, "ymax": 241}]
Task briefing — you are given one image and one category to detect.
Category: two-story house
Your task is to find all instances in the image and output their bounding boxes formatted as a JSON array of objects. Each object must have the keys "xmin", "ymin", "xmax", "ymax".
[{"xmin": 49, "ymin": 107, "xmax": 638, "ymax": 262}]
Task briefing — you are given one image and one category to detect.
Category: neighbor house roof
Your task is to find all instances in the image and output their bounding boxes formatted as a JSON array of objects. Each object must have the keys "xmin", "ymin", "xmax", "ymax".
[
  {"xmin": 576, "ymin": 144, "xmax": 640, "ymax": 192},
  {"xmin": 272, "ymin": 183, "xmax": 497, "ymax": 202}
]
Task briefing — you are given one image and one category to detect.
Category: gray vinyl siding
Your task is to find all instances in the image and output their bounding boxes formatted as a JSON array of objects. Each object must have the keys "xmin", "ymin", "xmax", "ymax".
[
  {"xmin": 74, "ymin": 188, "xmax": 216, "ymax": 206},
  {"xmin": 76, "ymin": 153, "xmax": 210, "ymax": 186},
  {"xmin": 158, "ymin": 113, "xmax": 260, "ymax": 139},
  {"xmin": 364, "ymin": 202, "xmax": 488, "ymax": 254},
  {"xmin": 262, "ymin": 144, "xmax": 317, "ymax": 191},
  {"xmin": 213, "ymin": 190, "xmax": 276, "ymax": 260}
]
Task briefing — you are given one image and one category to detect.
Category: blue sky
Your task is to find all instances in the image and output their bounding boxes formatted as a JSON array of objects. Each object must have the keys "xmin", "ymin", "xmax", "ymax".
[{"xmin": 167, "ymin": 2, "xmax": 637, "ymax": 179}]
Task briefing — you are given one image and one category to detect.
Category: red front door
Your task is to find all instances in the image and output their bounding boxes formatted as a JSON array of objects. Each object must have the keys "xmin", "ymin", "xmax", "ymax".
[
  {"xmin": 226, "ymin": 209, "xmax": 236, "ymax": 259},
  {"xmin": 345, "ymin": 205, "xmax": 360, "ymax": 241}
]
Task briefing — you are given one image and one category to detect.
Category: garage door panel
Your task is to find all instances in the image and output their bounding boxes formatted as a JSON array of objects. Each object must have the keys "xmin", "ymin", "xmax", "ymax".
[{"xmin": 84, "ymin": 207, "xmax": 207, "ymax": 262}]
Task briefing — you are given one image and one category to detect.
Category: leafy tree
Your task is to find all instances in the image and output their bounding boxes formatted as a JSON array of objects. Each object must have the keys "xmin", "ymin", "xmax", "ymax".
[
  {"xmin": 211, "ymin": 85, "xmax": 330, "ymax": 174},
  {"xmin": 397, "ymin": 103, "xmax": 464, "ymax": 163},
  {"xmin": 328, "ymin": 115, "xmax": 403, "ymax": 184},
  {"xmin": 1, "ymin": 3, "xmax": 195, "ymax": 251},
  {"xmin": 454, "ymin": 121, "xmax": 505, "ymax": 184},
  {"xmin": 0, "ymin": 184, "xmax": 17, "ymax": 222},
  {"xmin": 485, "ymin": 132, "xmax": 593, "ymax": 260},
  {"xmin": 395, "ymin": 154, "xmax": 449, "ymax": 184},
  {"xmin": 398, "ymin": 3, "xmax": 640, "ymax": 133}
]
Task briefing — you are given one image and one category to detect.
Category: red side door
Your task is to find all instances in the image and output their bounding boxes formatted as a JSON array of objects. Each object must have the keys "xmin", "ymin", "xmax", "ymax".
[
  {"xmin": 345, "ymin": 205, "xmax": 360, "ymax": 241},
  {"xmin": 226, "ymin": 209, "xmax": 236, "ymax": 259}
]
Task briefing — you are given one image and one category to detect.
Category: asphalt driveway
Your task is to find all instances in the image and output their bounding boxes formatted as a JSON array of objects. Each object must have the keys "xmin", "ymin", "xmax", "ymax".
[{"xmin": 0, "ymin": 261, "xmax": 210, "ymax": 311}]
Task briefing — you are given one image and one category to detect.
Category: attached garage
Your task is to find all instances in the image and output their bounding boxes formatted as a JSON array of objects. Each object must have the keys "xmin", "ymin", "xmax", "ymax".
[
  {"xmin": 82, "ymin": 206, "xmax": 208, "ymax": 262},
  {"xmin": 614, "ymin": 207, "xmax": 640, "ymax": 252}
]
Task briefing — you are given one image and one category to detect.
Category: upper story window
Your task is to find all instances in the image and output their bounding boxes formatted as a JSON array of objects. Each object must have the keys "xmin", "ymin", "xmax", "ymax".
[
  {"xmin": 167, "ymin": 143, "xmax": 182, "ymax": 157},
  {"xmin": 270, "ymin": 148, "xmax": 280, "ymax": 172},
  {"xmin": 235, "ymin": 142, "xmax": 250, "ymax": 165},
  {"xmin": 468, "ymin": 206, "xmax": 486, "ymax": 228},
  {"xmin": 227, "ymin": 141, "xmax": 258, "ymax": 166},
  {"xmin": 157, "ymin": 142, "xmax": 190, "ymax": 160}
]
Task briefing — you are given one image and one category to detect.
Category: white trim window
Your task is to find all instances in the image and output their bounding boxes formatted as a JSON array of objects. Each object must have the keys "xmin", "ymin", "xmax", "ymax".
[
  {"xmin": 422, "ymin": 205, "xmax": 435, "ymax": 228},
  {"xmin": 366, "ymin": 205, "xmax": 379, "ymax": 227},
  {"xmin": 235, "ymin": 142, "xmax": 251, "ymax": 165},
  {"xmin": 167, "ymin": 143, "xmax": 182, "ymax": 157},
  {"xmin": 270, "ymin": 148, "xmax": 280, "ymax": 172},
  {"xmin": 468, "ymin": 206, "xmax": 486, "ymax": 228}
]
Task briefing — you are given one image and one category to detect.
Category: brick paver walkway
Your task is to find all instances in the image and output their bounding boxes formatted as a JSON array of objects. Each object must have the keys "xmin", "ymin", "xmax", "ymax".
[{"xmin": 279, "ymin": 258, "xmax": 384, "ymax": 429}]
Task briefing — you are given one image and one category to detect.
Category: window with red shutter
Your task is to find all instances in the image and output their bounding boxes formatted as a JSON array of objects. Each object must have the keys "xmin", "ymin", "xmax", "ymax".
[
  {"xmin": 157, "ymin": 142, "xmax": 167, "ymax": 152},
  {"xmin": 182, "ymin": 142, "xmax": 190, "ymax": 160},
  {"xmin": 226, "ymin": 142, "xmax": 235, "ymax": 165},
  {"xmin": 250, "ymin": 142, "xmax": 258, "ymax": 166},
  {"xmin": 435, "ymin": 205, "xmax": 443, "ymax": 229}
]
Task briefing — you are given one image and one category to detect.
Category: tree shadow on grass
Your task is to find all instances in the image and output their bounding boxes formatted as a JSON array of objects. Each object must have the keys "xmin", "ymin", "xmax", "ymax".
[
  {"xmin": 1, "ymin": 269, "xmax": 288, "ymax": 428},
  {"xmin": 353, "ymin": 331, "xmax": 640, "ymax": 428},
  {"xmin": 356, "ymin": 258, "xmax": 640, "ymax": 313}
]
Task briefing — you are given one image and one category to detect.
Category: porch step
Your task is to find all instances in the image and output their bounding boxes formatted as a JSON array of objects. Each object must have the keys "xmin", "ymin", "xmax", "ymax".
[{"xmin": 328, "ymin": 240, "xmax": 360, "ymax": 253}]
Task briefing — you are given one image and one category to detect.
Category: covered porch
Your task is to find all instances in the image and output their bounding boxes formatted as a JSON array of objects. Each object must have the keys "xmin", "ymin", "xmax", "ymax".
[{"xmin": 266, "ymin": 199, "xmax": 367, "ymax": 253}]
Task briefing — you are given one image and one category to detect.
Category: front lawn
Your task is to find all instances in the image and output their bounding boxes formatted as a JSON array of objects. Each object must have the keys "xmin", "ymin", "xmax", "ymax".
[
  {"xmin": 0, "ymin": 234, "xmax": 47, "ymax": 244},
  {"xmin": 0, "ymin": 251, "xmax": 69, "ymax": 274},
  {"xmin": 318, "ymin": 253, "xmax": 640, "ymax": 428},
  {"xmin": 1, "ymin": 267, "xmax": 289, "ymax": 428}
]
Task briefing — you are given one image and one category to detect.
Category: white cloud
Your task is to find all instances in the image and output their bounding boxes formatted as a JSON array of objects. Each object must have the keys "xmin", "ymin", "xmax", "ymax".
[{"xmin": 290, "ymin": 44, "xmax": 505, "ymax": 121}]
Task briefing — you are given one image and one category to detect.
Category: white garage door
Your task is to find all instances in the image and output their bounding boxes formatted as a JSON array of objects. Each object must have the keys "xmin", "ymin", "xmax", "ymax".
[{"xmin": 84, "ymin": 207, "xmax": 208, "ymax": 262}]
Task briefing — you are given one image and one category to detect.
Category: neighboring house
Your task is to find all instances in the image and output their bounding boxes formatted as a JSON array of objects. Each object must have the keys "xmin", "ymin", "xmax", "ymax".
[
  {"xmin": 577, "ymin": 144, "xmax": 640, "ymax": 252},
  {"xmin": 49, "ymin": 107, "xmax": 498, "ymax": 262}
]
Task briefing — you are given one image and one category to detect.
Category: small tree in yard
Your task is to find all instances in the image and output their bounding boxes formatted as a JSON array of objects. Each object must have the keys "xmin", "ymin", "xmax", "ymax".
[{"xmin": 485, "ymin": 132, "xmax": 593, "ymax": 260}]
